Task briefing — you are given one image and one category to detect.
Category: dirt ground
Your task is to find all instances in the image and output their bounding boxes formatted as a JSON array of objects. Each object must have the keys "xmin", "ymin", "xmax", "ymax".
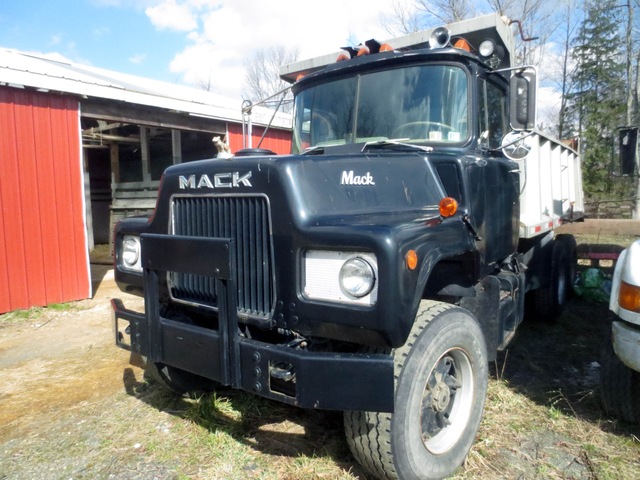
[
  {"xmin": 0, "ymin": 265, "xmax": 152, "ymax": 479},
  {"xmin": 1, "ymin": 224, "xmax": 640, "ymax": 479}
]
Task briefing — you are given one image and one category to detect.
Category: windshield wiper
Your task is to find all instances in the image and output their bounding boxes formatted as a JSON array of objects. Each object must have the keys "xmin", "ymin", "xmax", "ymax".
[
  {"xmin": 361, "ymin": 140, "xmax": 434, "ymax": 153},
  {"xmin": 301, "ymin": 145, "xmax": 325, "ymax": 155}
]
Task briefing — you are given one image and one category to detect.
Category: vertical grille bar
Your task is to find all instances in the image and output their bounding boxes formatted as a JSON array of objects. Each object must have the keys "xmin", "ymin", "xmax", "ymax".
[{"xmin": 170, "ymin": 195, "xmax": 274, "ymax": 319}]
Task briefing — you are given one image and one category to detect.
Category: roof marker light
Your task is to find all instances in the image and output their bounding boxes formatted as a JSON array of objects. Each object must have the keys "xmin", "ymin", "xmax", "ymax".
[{"xmin": 453, "ymin": 38, "xmax": 472, "ymax": 52}]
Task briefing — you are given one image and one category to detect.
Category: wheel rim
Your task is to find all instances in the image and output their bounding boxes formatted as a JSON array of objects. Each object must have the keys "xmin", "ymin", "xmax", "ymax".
[{"xmin": 420, "ymin": 348, "xmax": 474, "ymax": 454}]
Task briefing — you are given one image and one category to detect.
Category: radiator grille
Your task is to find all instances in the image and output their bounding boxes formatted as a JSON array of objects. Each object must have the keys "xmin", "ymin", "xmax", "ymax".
[{"xmin": 169, "ymin": 195, "xmax": 274, "ymax": 319}]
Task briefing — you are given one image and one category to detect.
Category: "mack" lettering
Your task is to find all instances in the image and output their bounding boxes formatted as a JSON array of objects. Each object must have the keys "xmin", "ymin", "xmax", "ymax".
[
  {"xmin": 340, "ymin": 170, "xmax": 376, "ymax": 186},
  {"xmin": 179, "ymin": 171, "xmax": 253, "ymax": 189}
]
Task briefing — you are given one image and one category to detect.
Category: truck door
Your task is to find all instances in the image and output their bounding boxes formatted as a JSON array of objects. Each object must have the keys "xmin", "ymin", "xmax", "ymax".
[{"xmin": 471, "ymin": 77, "xmax": 520, "ymax": 267}]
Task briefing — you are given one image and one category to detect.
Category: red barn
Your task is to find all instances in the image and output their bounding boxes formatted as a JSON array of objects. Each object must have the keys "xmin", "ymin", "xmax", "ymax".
[{"xmin": 0, "ymin": 49, "xmax": 291, "ymax": 313}]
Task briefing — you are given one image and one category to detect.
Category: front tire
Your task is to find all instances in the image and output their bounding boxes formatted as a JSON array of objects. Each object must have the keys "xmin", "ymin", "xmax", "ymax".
[
  {"xmin": 146, "ymin": 362, "xmax": 217, "ymax": 397},
  {"xmin": 344, "ymin": 301, "xmax": 489, "ymax": 480},
  {"xmin": 600, "ymin": 326, "xmax": 640, "ymax": 423}
]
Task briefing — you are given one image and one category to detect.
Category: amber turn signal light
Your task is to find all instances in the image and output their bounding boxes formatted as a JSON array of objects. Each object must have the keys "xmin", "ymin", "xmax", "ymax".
[
  {"xmin": 406, "ymin": 250, "xmax": 418, "ymax": 270},
  {"xmin": 439, "ymin": 197, "xmax": 458, "ymax": 217},
  {"xmin": 619, "ymin": 280, "xmax": 640, "ymax": 313}
]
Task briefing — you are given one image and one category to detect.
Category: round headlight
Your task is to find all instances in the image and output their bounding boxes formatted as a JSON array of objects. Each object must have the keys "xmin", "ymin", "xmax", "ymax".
[
  {"xmin": 339, "ymin": 257, "xmax": 376, "ymax": 298},
  {"xmin": 122, "ymin": 235, "xmax": 141, "ymax": 269}
]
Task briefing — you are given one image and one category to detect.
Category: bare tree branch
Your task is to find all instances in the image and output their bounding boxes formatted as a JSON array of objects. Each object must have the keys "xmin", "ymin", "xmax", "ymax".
[{"xmin": 243, "ymin": 45, "xmax": 299, "ymax": 111}]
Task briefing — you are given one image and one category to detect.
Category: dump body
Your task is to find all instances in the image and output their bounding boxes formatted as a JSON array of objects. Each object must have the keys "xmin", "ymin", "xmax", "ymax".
[{"xmin": 516, "ymin": 131, "xmax": 584, "ymax": 238}]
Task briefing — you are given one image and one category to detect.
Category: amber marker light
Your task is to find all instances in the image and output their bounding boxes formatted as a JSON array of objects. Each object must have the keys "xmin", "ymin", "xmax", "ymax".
[
  {"xmin": 439, "ymin": 197, "xmax": 458, "ymax": 218},
  {"xmin": 357, "ymin": 46, "xmax": 370, "ymax": 57},
  {"xmin": 453, "ymin": 38, "xmax": 472, "ymax": 52},
  {"xmin": 406, "ymin": 250, "xmax": 418, "ymax": 271},
  {"xmin": 619, "ymin": 281, "xmax": 640, "ymax": 313},
  {"xmin": 296, "ymin": 74, "xmax": 305, "ymax": 82},
  {"xmin": 380, "ymin": 43, "xmax": 394, "ymax": 52},
  {"xmin": 336, "ymin": 52, "xmax": 350, "ymax": 62}
]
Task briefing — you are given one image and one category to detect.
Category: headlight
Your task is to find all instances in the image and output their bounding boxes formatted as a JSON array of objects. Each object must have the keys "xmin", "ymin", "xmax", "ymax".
[
  {"xmin": 339, "ymin": 257, "xmax": 375, "ymax": 298},
  {"xmin": 304, "ymin": 250, "xmax": 377, "ymax": 306},
  {"xmin": 121, "ymin": 235, "xmax": 142, "ymax": 272}
]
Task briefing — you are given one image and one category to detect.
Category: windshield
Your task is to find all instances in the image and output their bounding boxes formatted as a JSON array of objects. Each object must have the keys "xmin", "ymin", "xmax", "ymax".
[{"xmin": 292, "ymin": 64, "xmax": 469, "ymax": 153}]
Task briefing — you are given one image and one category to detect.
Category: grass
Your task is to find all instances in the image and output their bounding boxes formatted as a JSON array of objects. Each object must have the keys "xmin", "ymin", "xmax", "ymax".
[
  {"xmin": 118, "ymin": 345, "xmax": 638, "ymax": 480},
  {"xmin": 0, "ymin": 301, "xmax": 78, "ymax": 326},
  {"xmin": 143, "ymin": 287, "xmax": 639, "ymax": 479},
  {"xmin": 3, "ymin": 232, "xmax": 639, "ymax": 478}
]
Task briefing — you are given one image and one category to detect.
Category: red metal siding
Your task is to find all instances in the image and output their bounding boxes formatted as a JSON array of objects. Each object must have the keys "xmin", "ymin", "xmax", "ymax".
[
  {"xmin": 227, "ymin": 123, "xmax": 292, "ymax": 154},
  {"xmin": 0, "ymin": 87, "xmax": 90, "ymax": 313}
]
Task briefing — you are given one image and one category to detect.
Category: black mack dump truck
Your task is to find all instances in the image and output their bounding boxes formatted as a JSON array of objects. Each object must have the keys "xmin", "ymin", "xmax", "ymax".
[{"xmin": 112, "ymin": 13, "xmax": 584, "ymax": 480}]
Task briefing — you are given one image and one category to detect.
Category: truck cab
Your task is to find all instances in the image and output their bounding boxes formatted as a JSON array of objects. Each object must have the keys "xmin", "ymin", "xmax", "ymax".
[{"xmin": 112, "ymin": 13, "xmax": 582, "ymax": 480}]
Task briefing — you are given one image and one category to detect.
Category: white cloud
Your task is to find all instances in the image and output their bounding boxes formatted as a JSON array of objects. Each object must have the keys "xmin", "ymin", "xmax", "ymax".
[
  {"xmin": 146, "ymin": 0, "xmax": 568, "ymax": 121},
  {"xmin": 146, "ymin": 0, "xmax": 198, "ymax": 32},
  {"xmin": 152, "ymin": 0, "xmax": 399, "ymax": 100},
  {"xmin": 537, "ymin": 85, "xmax": 562, "ymax": 133},
  {"xmin": 129, "ymin": 53, "xmax": 147, "ymax": 64},
  {"xmin": 93, "ymin": 26, "xmax": 111, "ymax": 37}
]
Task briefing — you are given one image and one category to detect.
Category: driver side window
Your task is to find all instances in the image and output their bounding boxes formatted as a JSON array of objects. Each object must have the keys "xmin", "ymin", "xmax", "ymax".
[{"xmin": 479, "ymin": 79, "xmax": 507, "ymax": 149}]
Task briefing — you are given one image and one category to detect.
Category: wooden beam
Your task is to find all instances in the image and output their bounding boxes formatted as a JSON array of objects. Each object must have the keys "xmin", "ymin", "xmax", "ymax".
[{"xmin": 82, "ymin": 99, "xmax": 231, "ymax": 133}]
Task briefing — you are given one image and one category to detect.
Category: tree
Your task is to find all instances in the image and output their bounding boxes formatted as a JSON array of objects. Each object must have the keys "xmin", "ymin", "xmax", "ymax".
[
  {"xmin": 243, "ymin": 45, "xmax": 299, "ymax": 112},
  {"xmin": 381, "ymin": 0, "xmax": 560, "ymax": 71},
  {"xmin": 626, "ymin": 0, "xmax": 640, "ymax": 218},
  {"xmin": 414, "ymin": 0, "xmax": 477, "ymax": 23},
  {"xmin": 565, "ymin": 0, "xmax": 627, "ymax": 200}
]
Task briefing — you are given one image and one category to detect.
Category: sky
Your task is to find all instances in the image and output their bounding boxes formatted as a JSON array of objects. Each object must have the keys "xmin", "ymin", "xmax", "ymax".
[
  {"xmin": 0, "ymin": 0, "xmax": 562, "ymax": 127},
  {"xmin": 0, "ymin": 0, "xmax": 402, "ymax": 101}
]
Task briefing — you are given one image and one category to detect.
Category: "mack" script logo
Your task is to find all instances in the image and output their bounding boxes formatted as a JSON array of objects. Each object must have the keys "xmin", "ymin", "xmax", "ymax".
[
  {"xmin": 179, "ymin": 172, "xmax": 253, "ymax": 189},
  {"xmin": 341, "ymin": 170, "xmax": 375, "ymax": 186}
]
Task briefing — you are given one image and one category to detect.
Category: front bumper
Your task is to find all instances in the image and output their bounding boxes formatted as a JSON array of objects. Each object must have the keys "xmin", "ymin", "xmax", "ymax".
[
  {"xmin": 112, "ymin": 232, "xmax": 394, "ymax": 412},
  {"xmin": 612, "ymin": 320, "xmax": 640, "ymax": 373}
]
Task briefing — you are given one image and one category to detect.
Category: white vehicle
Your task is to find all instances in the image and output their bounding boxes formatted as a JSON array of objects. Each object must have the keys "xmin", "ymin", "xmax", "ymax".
[{"xmin": 601, "ymin": 239, "xmax": 640, "ymax": 423}]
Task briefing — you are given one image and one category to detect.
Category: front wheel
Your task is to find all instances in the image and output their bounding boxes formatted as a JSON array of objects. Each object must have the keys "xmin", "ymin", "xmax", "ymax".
[
  {"xmin": 146, "ymin": 362, "xmax": 218, "ymax": 397},
  {"xmin": 344, "ymin": 301, "xmax": 488, "ymax": 480},
  {"xmin": 600, "ymin": 326, "xmax": 640, "ymax": 423}
]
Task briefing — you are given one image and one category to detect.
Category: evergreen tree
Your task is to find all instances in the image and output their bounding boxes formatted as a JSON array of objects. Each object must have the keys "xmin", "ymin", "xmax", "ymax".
[{"xmin": 566, "ymin": 0, "xmax": 627, "ymax": 200}]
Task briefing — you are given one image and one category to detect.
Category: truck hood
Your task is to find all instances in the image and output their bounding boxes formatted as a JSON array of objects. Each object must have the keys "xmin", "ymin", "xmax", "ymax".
[{"xmin": 160, "ymin": 151, "xmax": 448, "ymax": 225}]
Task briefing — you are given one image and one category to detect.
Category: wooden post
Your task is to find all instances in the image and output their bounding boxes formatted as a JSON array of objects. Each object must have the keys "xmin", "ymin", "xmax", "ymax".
[
  {"xmin": 172, "ymin": 129, "xmax": 182, "ymax": 164},
  {"xmin": 140, "ymin": 126, "xmax": 151, "ymax": 183},
  {"xmin": 110, "ymin": 142, "xmax": 120, "ymax": 184}
]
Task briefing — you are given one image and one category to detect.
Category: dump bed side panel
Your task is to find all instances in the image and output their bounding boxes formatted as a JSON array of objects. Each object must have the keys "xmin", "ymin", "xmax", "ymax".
[{"xmin": 517, "ymin": 132, "xmax": 584, "ymax": 239}]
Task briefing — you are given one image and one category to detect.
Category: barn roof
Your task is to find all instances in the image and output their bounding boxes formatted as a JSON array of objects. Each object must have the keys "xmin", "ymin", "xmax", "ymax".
[{"xmin": 0, "ymin": 48, "xmax": 290, "ymax": 129}]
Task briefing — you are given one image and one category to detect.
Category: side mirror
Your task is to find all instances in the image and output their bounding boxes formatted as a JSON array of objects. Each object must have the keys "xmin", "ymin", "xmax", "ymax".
[
  {"xmin": 619, "ymin": 127, "xmax": 638, "ymax": 175},
  {"xmin": 509, "ymin": 69, "xmax": 537, "ymax": 131},
  {"xmin": 501, "ymin": 131, "xmax": 533, "ymax": 161}
]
